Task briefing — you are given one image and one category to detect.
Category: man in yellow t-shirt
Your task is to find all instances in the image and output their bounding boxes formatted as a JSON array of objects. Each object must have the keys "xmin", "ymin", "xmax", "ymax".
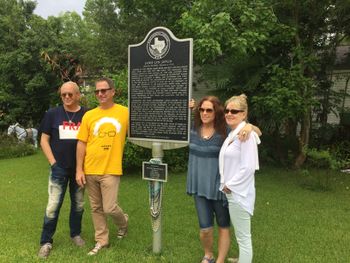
[{"xmin": 76, "ymin": 77, "xmax": 129, "ymax": 256}]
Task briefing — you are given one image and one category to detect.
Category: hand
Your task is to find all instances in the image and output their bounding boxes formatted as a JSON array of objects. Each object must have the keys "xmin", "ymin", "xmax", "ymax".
[
  {"xmin": 76, "ymin": 170, "xmax": 86, "ymax": 188},
  {"xmin": 238, "ymin": 123, "xmax": 253, "ymax": 141},
  {"xmin": 189, "ymin": 98, "xmax": 195, "ymax": 109},
  {"xmin": 223, "ymin": 186, "xmax": 231, "ymax": 194}
]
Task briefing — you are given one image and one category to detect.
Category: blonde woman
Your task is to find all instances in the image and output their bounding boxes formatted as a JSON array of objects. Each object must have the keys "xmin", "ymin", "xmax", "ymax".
[
  {"xmin": 219, "ymin": 94, "xmax": 260, "ymax": 263},
  {"xmin": 188, "ymin": 96, "xmax": 260, "ymax": 263}
]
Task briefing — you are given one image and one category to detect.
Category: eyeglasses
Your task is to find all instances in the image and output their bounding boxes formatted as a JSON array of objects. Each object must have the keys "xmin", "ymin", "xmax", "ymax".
[
  {"xmin": 225, "ymin": 109, "xmax": 244, "ymax": 115},
  {"xmin": 98, "ymin": 131, "xmax": 116, "ymax": 138},
  {"xmin": 199, "ymin": 108, "xmax": 214, "ymax": 113},
  {"xmin": 94, "ymin": 88, "xmax": 112, "ymax": 95},
  {"xmin": 61, "ymin": 93, "xmax": 74, "ymax": 98}
]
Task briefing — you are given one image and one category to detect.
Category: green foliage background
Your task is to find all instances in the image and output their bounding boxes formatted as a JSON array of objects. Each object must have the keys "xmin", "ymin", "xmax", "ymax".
[{"xmin": 0, "ymin": 0, "xmax": 349, "ymax": 168}]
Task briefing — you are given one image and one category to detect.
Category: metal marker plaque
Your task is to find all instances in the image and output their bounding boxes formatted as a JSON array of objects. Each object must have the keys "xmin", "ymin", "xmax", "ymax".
[
  {"xmin": 142, "ymin": 162, "xmax": 168, "ymax": 182},
  {"xmin": 128, "ymin": 27, "xmax": 193, "ymax": 144}
]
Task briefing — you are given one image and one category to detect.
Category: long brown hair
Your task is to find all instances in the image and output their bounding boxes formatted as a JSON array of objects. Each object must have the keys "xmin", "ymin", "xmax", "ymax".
[{"xmin": 194, "ymin": 96, "xmax": 227, "ymax": 140}]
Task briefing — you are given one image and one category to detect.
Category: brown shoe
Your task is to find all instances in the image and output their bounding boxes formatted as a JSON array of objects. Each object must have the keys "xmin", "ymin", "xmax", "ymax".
[
  {"xmin": 71, "ymin": 235, "xmax": 85, "ymax": 247},
  {"xmin": 38, "ymin": 243, "xmax": 52, "ymax": 259},
  {"xmin": 117, "ymin": 214, "xmax": 128, "ymax": 239}
]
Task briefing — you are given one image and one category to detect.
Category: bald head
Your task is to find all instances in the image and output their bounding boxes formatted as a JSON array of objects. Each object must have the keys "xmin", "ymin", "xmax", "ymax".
[
  {"xmin": 59, "ymin": 81, "xmax": 81, "ymax": 109},
  {"xmin": 59, "ymin": 81, "xmax": 80, "ymax": 94}
]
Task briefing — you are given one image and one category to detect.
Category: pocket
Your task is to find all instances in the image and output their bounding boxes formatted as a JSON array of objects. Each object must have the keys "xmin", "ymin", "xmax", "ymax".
[
  {"xmin": 50, "ymin": 163, "xmax": 66, "ymax": 181},
  {"xmin": 225, "ymin": 192, "xmax": 233, "ymax": 201}
]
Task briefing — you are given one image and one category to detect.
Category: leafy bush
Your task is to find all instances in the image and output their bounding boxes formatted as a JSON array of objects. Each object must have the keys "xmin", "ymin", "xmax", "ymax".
[
  {"xmin": 123, "ymin": 140, "xmax": 151, "ymax": 172},
  {"xmin": 310, "ymin": 123, "xmax": 339, "ymax": 147},
  {"xmin": 330, "ymin": 140, "xmax": 350, "ymax": 169},
  {"xmin": 258, "ymin": 134, "xmax": 299, "ymax": 167},
  {"xmin": 340, "ymin": 111, "xmax": 350, "ymax": 126},
  {"xmin": 122, "ymin": 141, "xmax": 189, "ymax": 173},
  {"xmin": 0, "ymin": 134, "xmax": 37, "ymax": 159},
  {"xmin": 299, "ymin": 148, "xmax": 343, "ymax": 191},
  {"xmin": 305, "ymin": 148, "xmax": 341, "ymax": 170},
  {"xmin": 163, "ymin": 146, "xmax": 189, "ymax": 173}
]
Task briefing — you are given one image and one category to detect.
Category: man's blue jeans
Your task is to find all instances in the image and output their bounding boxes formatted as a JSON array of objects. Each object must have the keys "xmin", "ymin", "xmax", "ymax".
[{"xmin": 40, "ymin": 164, "xmax": 84, "ymax": 245}]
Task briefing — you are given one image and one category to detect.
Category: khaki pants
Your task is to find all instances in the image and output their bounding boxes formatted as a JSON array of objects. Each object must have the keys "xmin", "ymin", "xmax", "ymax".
[{"xmin": 86, "ymin": 175, "xmax": 127, "ymax": 246}]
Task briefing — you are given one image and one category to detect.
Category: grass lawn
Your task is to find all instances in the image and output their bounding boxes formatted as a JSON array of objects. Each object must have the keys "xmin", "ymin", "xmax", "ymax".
[{"xmin": 0, "ymin": 151, "xmax": 350, "ymax": 262}]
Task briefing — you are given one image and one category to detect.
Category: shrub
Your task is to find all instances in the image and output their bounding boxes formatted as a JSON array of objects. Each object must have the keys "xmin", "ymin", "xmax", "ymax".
[
  {"xmin": 123, "ymin": 140, "xmax": 151, "ymax": 172},
  {"xmin": 305, "ymin": 148, "xmax": 341, "ymax": 170},
  {"xmin": 258, "ymin": 134, "xmax": 299, "ymax": 167},
  {"xmin": 163, "ymin": 146, "xmax": 189, "ymax": 173},
  {"xmin": 0, "ymin": 134, "xmax": 37, "ymax": 159},
  {"xmin": 310, "ymin": 123, "xmax": 340, "ymax": 147},
  {"xmin": 299, "ymin": 148, "xmax": 342, "ymax": 191},
  {"xmin": 123, "ymin": 141, "xmax": 189, "ymax": 173},
  {"xmin": 330, "ymin": 140, "xmax": 350, "ymax": 169}
]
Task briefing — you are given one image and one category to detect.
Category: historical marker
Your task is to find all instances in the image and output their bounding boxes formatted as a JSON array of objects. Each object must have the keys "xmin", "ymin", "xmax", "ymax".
[
  {"xmin": 128, "ymin": 27, "xmax": 193, "ymax": 254},
  {"xmin": 128, "ymin": 27, "xmax": 193, "ymax": 144}
]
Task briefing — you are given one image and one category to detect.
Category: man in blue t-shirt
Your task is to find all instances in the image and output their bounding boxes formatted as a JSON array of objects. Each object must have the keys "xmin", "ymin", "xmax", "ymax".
[{"xmin": 38, "ymin": 81, "xmax": 88, "ymax": 259}]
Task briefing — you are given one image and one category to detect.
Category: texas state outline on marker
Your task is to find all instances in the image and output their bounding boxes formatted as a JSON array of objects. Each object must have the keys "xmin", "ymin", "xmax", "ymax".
[{"xmin": 151, "ymin": 37, "xmax": 165, "ymax": 53}]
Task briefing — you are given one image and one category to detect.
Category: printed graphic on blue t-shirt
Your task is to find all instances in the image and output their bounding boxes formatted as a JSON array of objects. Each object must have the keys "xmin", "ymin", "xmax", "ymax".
[{"xmin": 40, "ymin": 106, "xmax": 87, "ymax": 169}]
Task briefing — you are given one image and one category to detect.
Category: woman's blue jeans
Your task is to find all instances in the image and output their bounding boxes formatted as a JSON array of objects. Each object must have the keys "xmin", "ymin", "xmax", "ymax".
[
  {"xmin": 194, "ymin": 195, "xmax": 230, "ymax": 229},
  {"xmin": 40, "ymin": 164, "xmax": 84, "ymax": 245}
]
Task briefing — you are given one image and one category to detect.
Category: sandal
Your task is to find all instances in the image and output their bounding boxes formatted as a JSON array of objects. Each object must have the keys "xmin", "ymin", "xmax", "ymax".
[{"xmin": 201, "ymin": 256, "xmax": 215, "ymax": 263}]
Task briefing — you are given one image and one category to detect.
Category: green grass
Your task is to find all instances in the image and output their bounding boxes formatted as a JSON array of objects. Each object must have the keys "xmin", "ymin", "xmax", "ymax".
[{"xmin": 0, "ymin": 152, "xmax": 350, "ymax": 262}]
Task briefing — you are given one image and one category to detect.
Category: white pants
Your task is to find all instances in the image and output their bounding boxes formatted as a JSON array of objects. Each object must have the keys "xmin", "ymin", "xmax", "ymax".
[{"xmin": 226, "ymin": 194, "xmax": 253, "ymax": 263}]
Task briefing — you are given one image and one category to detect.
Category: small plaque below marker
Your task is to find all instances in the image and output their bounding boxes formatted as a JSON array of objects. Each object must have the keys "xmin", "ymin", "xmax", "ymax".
[{"xmin": 142, "ymin": 162, "xmax": 168, "ymax": 182}]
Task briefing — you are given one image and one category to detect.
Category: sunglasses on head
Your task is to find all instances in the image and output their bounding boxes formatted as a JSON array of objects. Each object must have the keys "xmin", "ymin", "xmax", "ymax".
[
  {"xmin": 225, "ymin": 109, "xmax": 244, "ymax": 114},
  {"xmin": 94, "ymin": 87, "xmax": 112, "ymax": 95},
  {"xmin": 61, "ymin": 93, "xmax": 74, "ymax": 98},
  {"xmin": 199, "ymin": 108, "xmax": 214, "ymax": 113}
]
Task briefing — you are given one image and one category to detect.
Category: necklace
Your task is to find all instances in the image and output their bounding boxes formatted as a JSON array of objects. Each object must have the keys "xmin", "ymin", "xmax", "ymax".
[
  {"xmin": 64, "ymin": 106, "xmax": 80, "ymax": 124},
  {"xmin": 201, "ymin": 126, "xmax": 215, "ymax": 140}
]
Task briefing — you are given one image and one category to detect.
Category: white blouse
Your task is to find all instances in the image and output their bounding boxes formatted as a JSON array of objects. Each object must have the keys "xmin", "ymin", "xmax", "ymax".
[{"xmin": 219, "ymin": 121, "xmax": 259, "ymax": 215}]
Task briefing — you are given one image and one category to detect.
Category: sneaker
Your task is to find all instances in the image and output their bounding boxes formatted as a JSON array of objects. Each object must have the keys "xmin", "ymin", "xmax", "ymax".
[
  {"xmin": 227, "ymin": 258, "xmax": 238, "ymax": 263},
  {"xmin": 71, "ymin": 235, "xmax": 85, "ymax": 247},
  {"xmin": 38, "ymin": 243, "xmax": 52, "ymax": 259},
  {"xmin": 201, "ymin": 256, "xmax": 215, "ymax": 263},
  {"xmin": 117, "ymin": 214, "xmax": 128, "ymax": 239},
  {"xmin": 87, "ymin": 242, "xmax": 108, "ymax": 256}
]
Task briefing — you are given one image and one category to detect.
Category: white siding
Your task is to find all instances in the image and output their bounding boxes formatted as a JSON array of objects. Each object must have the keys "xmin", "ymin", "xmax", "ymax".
[{"xmin": 328, "ymin": 70, "xmax": 350, "ymax": 124}]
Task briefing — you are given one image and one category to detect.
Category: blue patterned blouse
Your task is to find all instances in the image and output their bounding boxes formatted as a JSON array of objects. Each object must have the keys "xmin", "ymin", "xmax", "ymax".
[{"xmin": 187, "ymin": 128, "xmax": 227, "ymax": 200}]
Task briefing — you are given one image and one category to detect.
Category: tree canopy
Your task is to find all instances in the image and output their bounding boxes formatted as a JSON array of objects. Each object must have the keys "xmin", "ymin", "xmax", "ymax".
[{"xmin": 0, "ymin": 0, "xmax": 349, "ymax": 167}]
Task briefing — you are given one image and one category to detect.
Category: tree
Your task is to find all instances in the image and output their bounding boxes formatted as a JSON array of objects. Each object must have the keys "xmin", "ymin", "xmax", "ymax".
[
  {"xmin": 178, "ymin": 0, "xmax": 350, "ymax": 167},
  {"xmin": 82, "ymin": 0, "xmax": 192, "ymax": 72},
  {"xmin": 178, "ymin": 0, "xmax": 298, "ymax": 163},
  {"xmin": 0, "ymin": 0, "xmax": 61, "ymax": 127},
  {"xmin": 270, "ymin": 0, "xmax": 350, "ymax": 167}
]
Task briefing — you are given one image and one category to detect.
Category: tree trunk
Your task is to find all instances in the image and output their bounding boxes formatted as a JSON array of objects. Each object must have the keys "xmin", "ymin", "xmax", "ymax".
[{"xmin": 294, "ymin": 108, "xmax": 311, "ymax": 168}]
